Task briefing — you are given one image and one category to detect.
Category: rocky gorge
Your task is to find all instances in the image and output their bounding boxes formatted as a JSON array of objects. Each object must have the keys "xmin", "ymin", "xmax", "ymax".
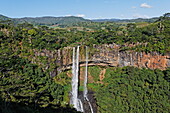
[
  {"xmin": 32, "ymin": 44, "xmax": 170, "ymax": 77},
  {"xmin": 29, "ymin": 44, "xmax": 170, "ymax": 112}
]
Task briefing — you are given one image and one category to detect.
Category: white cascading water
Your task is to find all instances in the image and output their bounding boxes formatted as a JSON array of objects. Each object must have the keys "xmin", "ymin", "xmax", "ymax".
[
  {"xmin": 78, "ymin": 98, "xmax": 84, "ymax": 112},
  {"xmin": 71, "ymin": 46, "xmax": 84, "ymax": 112},
  {"xmin": 84, "ymin": 46, "xmax": 94, "ymax": 113},
  {"xmin": 83, "ymin": 46, "xmax": 88, "ymax": 98},
  {"xmin": 71, "ymin": 47, "xmax": 77, "ymax": 109}
]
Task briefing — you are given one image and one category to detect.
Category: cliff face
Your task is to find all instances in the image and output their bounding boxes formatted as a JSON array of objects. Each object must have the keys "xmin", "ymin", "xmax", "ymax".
[{"xmin": 33, "ymin": 44, "xmax": 170, "ymax": 77}]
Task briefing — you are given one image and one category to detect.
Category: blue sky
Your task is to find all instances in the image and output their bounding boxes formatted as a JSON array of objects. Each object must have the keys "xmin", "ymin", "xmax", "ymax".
[{"xmin": 0, "ymin": 0, "xmax": 170, "ymax": 19}]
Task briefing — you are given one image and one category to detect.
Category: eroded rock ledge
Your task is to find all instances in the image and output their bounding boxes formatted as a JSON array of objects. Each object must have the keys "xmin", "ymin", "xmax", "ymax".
[{"xmin": 32, "ymin": 44, "xmax": 170, "ymax": 76}]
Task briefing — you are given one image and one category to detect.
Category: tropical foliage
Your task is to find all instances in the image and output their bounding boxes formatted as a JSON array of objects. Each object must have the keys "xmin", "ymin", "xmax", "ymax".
[
  {"xmin": 95, "ymin": 67, "xmax": 170, "ymax": 113},
  {"xmin": 0, "ymin": 13, "xmax": 170, "ymax": 113}
]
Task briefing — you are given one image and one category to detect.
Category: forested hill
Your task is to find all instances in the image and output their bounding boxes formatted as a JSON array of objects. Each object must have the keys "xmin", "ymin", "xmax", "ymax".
[
  {"xmin": 0, "ymin": 14, "xmax": 159, "ymax": 26},
  {"xmin": 92, "ymin": 17, "xmax": 159, "ymax": 23},
  {"xmin": 0, "ymin": 14, "xmax": 91, "ymax": 26},
  {"xmin": 0, "ymin": 14, "xmax": 10, "ymax": 21},
  {"xmin": 13, "ymin": 16, "xmax": 91, "ymax": 26}
]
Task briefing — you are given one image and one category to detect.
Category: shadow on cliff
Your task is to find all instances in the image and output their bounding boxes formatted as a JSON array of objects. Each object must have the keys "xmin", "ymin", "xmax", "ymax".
[{"xmin": 0, "ymin": 97, "xmax": 80, "ymax": 113}]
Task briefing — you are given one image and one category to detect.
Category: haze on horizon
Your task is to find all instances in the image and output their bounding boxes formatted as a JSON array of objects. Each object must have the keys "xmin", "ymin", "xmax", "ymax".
[{"xmin": 0, "ymin": 0, "xmax": 170, "ymax": 19}]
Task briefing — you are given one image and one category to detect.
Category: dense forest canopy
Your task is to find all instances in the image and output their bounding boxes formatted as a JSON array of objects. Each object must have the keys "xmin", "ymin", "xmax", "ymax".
[
  {"xmin": 0, "ymin": 13, "xmax": 170, "ymax": 53},
  {"xmin": 0, "ymin": 13, "xmax": 170, "ymax": 113},
  {"xmin": 93, "ymin": 66, "xmax": 170, "ymax": 113}
]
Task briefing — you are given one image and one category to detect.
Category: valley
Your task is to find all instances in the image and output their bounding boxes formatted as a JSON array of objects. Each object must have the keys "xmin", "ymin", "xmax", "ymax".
[{"xmin": 0, "ymin": 13, "xmax": 170, "ymax": 113}]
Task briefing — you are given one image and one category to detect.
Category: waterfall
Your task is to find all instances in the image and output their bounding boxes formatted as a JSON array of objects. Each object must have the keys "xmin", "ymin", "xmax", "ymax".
[
  {"xmin": 71, "ymin": 46, "xmax": 84, "ymax": 112},
  {"xmin": 71, "ymin": 47, "xmax": 77, "ymax": 109},
  {"xmin": 83, "ymin": 46, "xmax": 88, "ymax": 98},
  {"xmin": 78, "ymin": 99, "xmax": 84, "ymax": 112},
  {"xmin": 76, "ymin": 46, "xmax": 84, "ymax": 112},
  {"xmin": 85, "ymin": 98, "xmax": 94, "ymax": 113},
  {"xmin": 84, "ymin": 46, "xmax": 94, "ymax": 113},
  {"xmin": 71, "ymin": 46, "xmax": 95, "ymax": 113}
]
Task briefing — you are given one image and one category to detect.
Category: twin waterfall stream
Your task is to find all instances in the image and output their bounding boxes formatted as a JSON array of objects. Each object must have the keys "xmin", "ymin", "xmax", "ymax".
[{"xmin": 70, "ymin": 46, "xmax": 94, "ymax": 113}]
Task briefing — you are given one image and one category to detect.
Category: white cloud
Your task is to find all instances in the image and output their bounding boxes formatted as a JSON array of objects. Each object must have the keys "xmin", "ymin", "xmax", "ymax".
[
  {"xmin": 65, "ymin": 14, "xmax": 85, "ymax": 18},
  {"xmin": 76, "ymin": 14, "xmax": 85, "ymax": 17},
  {"xmin": 140, "ymin": 3, "xmax": 152, "ymax": 8},
  {"xmin": 133, "ymin": 14, "xmax": 149, "ymax": 18}
]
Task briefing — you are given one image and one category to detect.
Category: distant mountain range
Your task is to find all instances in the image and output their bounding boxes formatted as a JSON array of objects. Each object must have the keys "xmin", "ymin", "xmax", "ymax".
[
  {"xmin": 0, "ymin": 14, "xmax": 159, "ymax": 26},
  {"xmin": 92, "ymin": 18, "xmax": 159, "ymax": 23},
  {"xmin": 0, "ymin": 14, "xmax": 10, "ymax": 21},
  {"xmin": 0, "ymin": 14, "xmax": 91, "ymax": 25}
]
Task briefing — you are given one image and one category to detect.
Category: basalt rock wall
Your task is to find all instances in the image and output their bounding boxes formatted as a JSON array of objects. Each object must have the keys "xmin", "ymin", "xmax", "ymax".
[{"xmin": 33, "ymin": 44, "xmax": 170, "ymax": 76}]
